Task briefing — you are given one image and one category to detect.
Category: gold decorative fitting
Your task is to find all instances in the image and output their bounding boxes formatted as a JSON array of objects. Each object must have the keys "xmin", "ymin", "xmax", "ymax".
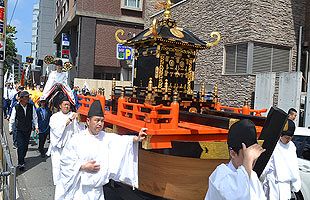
[
  {"xmin": 229, "ymin": 118, "xmax": 240, "ymax": 128},
  {"xmin": 206, "ymin": 32, "xmax": 221, "ymax": 48},
  {"xmin": 143, "ymin": 18, "xmax": 158, "ymax": 38},
  {"xmin": 111, "ymin": 78, "xmax": 116, "ymax": 96},
  {"xmin": 200, "ymin": 82, "xmax": 205, "ymax": 102},
  {"xmin": 134, "ymin": 68, "xmax": 137, "ymax": 78},
  {"xmin": 152, "ymin": 18, "xmax": 158, "ymax": 37},
  {"xmin": 173, "ymin": 91, "xmax": 178, "ymax": 102},
  {"xmin": 155, "ymin": 0, "xmax": 172, "ymax": 20},
  {"xmin": 44, "ymin": 55, "xmax": 55, "ymax": 64},
  {"xmin": 170, "ymin": 27, "xmax": 184, "ymax": 38},
  {"xmin": 120, "ymin": 88, "xmax": 125, "ymax": 98},
  {"xmin": 63, "ymin": 62, "xmax": 73, "ymax": 72},
  {"xmin": 189, "ymin": 107, "xmax": 197, "ymax": 113},
  {"xmin": 164, "ymin": 79, "xmax": 169, "ymax": 93},
  {"xmin": 155, "ymin": 66, "xmax": 159, "ymax": 79},
  {"xmin": 115, "ymin": 29, "xmax": 127, "ymax": 44},
  {"xmin": 148, "ymin": 78, "xmax": 153, "ymax": 91},
  {"xmin": 283, "ymin": 121, "xmax": 289, "ymax": 131}
]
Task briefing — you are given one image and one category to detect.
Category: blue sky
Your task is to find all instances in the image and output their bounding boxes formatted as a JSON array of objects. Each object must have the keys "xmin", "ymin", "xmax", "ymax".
[{"xmin": 7, "ymin": 0, "xmax": 38, "ymax": 61}]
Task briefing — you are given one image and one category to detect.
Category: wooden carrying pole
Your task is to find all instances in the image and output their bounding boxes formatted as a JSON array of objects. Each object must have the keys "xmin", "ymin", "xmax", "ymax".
[{"xmin": 253, "ymin": 106, "xmax": 288, "ymax": 177}]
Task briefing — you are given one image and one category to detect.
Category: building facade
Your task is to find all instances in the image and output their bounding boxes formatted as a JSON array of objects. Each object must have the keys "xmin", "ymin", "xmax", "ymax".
[
  {"xmin": 144, "ymin": 0, "xmax": 307, "ymax": 107},
  {"xmin": 31, "ymin": 3, "xmax": 39, "ymax": 70},
  {"xmin": 15, "ymin": 54, "xmax": 22, "ymax": 80},
  {"xmin": 54, "ymin": 0, "xmax": 145, "ymax": 84},
  {"xmin": 37, "ymin": 0, "xmax": 57, "ymax": 74}
]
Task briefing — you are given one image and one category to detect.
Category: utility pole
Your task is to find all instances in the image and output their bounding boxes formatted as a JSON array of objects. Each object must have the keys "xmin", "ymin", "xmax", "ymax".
[{"xmin": 0, "ymin": 0, "xmax": 7, "ymax": 136}]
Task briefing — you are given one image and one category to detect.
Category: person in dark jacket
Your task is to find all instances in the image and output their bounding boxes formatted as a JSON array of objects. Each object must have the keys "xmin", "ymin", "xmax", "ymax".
[
  {"xmin": 36, "ymin": 96, "xmax": 52, "ymax": 157},
  {"xmin": 9, "ymin": 91, "xmax": 39, "ymax": 170}
]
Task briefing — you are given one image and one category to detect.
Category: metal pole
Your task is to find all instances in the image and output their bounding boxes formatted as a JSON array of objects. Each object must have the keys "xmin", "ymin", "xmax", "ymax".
[
  {"xmin": 297, "ymin": 26, "xmax": 303, "ymax": 71},
  {"xmin": 305, "ymin": 51, "xmax": 309, "ymax": 89},
  {"xmin": 131, "ymin": 33, "xmax": 135, "ymax": 85}
]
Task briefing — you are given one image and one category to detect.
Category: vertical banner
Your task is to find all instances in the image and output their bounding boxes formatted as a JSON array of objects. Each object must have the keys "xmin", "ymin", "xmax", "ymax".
[
  {"xmin": 61, "ymin": 33, "xmax": 70, "ymax": 59},
  {"xmin": 0, "ymin": 0, "xmax": 5, "ymax": 61}
]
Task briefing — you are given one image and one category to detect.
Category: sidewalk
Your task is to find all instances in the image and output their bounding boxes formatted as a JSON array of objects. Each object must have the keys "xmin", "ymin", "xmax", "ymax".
[{"xmin": 3, "ymin": 120, "xmax": 54, "ymax": 200}]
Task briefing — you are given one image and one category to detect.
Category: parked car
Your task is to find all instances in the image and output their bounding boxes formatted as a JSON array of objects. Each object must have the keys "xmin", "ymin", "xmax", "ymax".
[{"xmin": 292, "ymin": 127, "xmax": 310, "ymax": 200}]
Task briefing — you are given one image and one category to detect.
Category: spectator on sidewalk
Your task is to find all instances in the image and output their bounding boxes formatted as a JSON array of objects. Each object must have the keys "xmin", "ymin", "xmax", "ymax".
[
  {"xmin": 3, "ymin": 82, "xmax": 15, "ymax": 119},
  {"xmin": 9, "ymin": 91, "xmax": 39, "ymax": 171},
  {"xmin": 8, "ymin": 86, "xmax": 24, "ymax": 149},
  {"xmin": 36, "ymin": 96, "xmax": 52, "ymax": 158}
]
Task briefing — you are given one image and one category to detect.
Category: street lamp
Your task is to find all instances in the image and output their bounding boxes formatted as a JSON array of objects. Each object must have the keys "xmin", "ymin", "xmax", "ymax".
[{"xmin": 24, "ymin": 41, "xmax": 34, "ymax": 57}]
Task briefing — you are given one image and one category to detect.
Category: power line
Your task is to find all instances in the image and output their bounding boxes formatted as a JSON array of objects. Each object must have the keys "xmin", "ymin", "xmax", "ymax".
[{"xmin": 9, "ymin": 0, "xmax": 19, "ymax": 26}]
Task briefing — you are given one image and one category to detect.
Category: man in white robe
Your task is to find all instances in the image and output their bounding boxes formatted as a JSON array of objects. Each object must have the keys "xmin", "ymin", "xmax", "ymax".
[
  {"xmin": 261, "ymin": 119, "xmax": 301, "ymax": 200},
  {"xmin": 42, "ymin": 59, "xmax": 75, "ymax": 103},
  {"xmin": 205, "ymin": 119, "xmax": 267, "ymax": 200},
  {"xmin": 47, "ymin": 96, "xmax": 81, "ymax": 199},
  {"xmin": 59, "ymin": 100, "xmax": 147, "ymax": 200}
]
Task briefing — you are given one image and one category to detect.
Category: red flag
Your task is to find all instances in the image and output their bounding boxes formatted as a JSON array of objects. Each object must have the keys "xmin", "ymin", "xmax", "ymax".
[{"xmin": 20, "ymin": 69, "xmax": 25, "ymax": 86}]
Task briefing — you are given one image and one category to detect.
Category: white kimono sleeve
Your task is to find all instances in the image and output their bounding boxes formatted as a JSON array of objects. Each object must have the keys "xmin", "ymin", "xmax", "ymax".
[
  {"xmin": 49, "ymin": 113, "xmax": 74, "ymax": 149},
  {"xmin": 49, "ymin": 114, "xmax": 67, "ymax": 148},
  {"xmin": 107, "ymin": 134, "xmax": 139, "ymax": 188},
  {"xmin": 60, "ymin": 137, "xmax": 83, "ymax": 199}
]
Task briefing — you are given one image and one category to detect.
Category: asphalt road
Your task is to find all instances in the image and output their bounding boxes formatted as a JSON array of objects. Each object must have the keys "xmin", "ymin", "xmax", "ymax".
[{"xmin": 3, "ymin": 120, "xmax": 54, "ymax": 200}]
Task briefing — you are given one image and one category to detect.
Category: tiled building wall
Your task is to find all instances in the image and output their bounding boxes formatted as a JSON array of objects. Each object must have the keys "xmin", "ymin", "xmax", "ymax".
[
  {"xmin": 76, "ymin": 0, "xmax": 143, "ymax": 17},
  {"xmin": 95, "ymin": 22, "xmax": 143, "ymax": 67}
]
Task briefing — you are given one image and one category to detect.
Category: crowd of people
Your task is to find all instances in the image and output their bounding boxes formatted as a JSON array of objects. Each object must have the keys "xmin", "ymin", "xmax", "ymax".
[
  {"xmin": 3, "ymin": 59, "xmax": 148, "ymax": 200},
  {"xmin": 3, "ymin": 59, "xmax": 302, "ymax": 200}
]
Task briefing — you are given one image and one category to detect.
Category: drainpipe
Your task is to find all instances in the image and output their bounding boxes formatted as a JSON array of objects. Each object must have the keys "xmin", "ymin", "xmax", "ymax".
[
  {"xmin": 77, "ymin": 17, "xmax": 81, "ymax": 77},
  {"xmin": 297, "ymin": 26, "xmax": 303, "ymax": 71},
  {"xmin": 305, "ymin": 51, "xmax": 309, "ymax": 87}
]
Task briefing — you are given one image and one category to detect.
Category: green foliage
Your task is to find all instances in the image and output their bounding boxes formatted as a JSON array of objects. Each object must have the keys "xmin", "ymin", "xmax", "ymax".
[{"xmin": 4, "ymin": 25, "xmax": 18, "ymax": 71}]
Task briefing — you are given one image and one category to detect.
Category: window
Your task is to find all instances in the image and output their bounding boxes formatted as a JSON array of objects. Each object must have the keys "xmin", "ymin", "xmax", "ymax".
[
  {"xmin": 121, "ymin": 0, "xmax": 143, "ymax": 11},
  {"xmin": 62, "ymin": 5, "xmax": 65, "ymax": 17},
  {"xmin": 66, "ymin": 0, "xmax": 69, "ymax": 13},
  {"xmin": 224, "ymin": 44, "xmax": 248, "ymax": 74},
  {"xmin": 252, "ymin": 44, "xmax": 290, "ymax": 73},
  {"xmin": 224, "ymin": 42, "xmax": 291, "ymax": 75}
]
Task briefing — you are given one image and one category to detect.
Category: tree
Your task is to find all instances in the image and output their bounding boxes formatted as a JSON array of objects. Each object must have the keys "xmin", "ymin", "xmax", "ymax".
[{"xmin": 4, "ymin": 25, "xmax": 18, "ymax": 71}]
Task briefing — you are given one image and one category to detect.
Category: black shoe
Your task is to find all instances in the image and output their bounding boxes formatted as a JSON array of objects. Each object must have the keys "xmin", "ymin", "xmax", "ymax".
[
  {"xmin": 18, "ymin": 164, "xmax": 25, "ymax": 171},
  {"xmin": 41, "ymin": 153, "xmax": 46, "ymax": 158}
]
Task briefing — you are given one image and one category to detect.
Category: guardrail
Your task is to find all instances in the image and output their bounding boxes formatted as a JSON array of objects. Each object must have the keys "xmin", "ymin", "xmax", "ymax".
[{"xmin": 0, "ymin": 129, "xmax": 16, "ymax": 200}]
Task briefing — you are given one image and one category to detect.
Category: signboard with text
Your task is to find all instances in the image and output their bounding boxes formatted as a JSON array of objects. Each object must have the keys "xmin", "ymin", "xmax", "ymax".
[
  {"xmin": 0, "ymin": 40, "xmax": 4, "ymax": 61},
  {"xmin": 116, "ymin": 44, "xmax": 133, "ymax": 60},
  {"xmin": 61, "ymin": 33, "xmax": 70, "ymax": 59},
  {"xmin": 0, "ymin": 21, "xmax": 3, "ymax": 33},
  {"xmin": 0, "ymin": 7, "xmax": 4, "ymax": 21}
]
